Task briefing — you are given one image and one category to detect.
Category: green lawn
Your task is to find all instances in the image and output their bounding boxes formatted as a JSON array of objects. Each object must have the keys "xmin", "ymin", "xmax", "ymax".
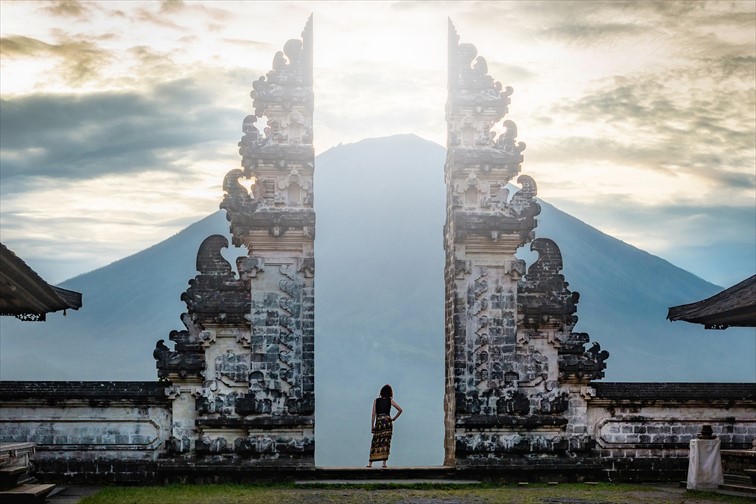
[{"xmin": 79, "ymin": 482, "xmax": 754, "ymax": 504}]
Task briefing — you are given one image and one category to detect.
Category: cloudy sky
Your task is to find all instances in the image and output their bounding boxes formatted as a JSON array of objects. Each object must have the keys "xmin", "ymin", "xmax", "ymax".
[{"xmin": 1, "ymin": 0, "xmax": 754, "ymax": 287}]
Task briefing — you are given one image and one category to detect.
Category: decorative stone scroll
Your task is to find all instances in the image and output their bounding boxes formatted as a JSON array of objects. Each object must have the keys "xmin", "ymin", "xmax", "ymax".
[{"xmin": 181, "ymin": 235, "xmax": 250, "ymax": 325}]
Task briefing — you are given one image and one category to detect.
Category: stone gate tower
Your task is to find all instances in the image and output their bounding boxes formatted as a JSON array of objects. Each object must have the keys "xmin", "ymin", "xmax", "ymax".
[
  {"xmin": 443, "ymin": 21, "xmax": 609, "ymax": 469},
  {"xmin": 154, "ymin": 17, "xmax": 315, "ymax": 469}
]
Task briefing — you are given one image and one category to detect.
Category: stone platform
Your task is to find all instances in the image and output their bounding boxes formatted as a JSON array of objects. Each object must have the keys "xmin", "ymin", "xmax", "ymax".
[
  {"xmin": 157, "ymin": 464, "xmax": 459, "ymax": 484},
  {"xmin": 156, "ymin": 464, "xmax": 612, "ymax": 484}
]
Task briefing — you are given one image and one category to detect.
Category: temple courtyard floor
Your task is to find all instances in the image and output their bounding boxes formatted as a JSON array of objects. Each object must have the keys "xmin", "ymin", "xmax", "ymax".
[{"xmin": 44, "ymin": 483, "xmax": 753, "ymax": 504}]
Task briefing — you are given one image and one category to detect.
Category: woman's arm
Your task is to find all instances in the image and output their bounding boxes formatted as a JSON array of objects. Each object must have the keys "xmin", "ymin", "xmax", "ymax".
[
  {"xmin": 391, "ymin": 399, "xmax": 403, "ymax": 422},
  {"xmin": 371, "ymin": 399, "xmax": 376, "ymax": 431}
]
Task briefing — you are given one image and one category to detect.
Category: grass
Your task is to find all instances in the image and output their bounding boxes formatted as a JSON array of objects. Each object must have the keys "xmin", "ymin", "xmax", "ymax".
[{"xmin": 78, "ymin": 482, "xmax": 755, "ymax": 504}]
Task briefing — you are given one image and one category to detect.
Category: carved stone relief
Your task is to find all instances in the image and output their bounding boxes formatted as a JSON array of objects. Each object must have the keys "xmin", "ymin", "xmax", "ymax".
[{"xmin": 445, "ymin": 21, "xmax": 608, "ymax": 466}]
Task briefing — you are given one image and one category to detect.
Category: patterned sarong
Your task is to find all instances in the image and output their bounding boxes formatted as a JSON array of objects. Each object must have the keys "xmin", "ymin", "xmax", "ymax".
[{"xmin": 369, "ymin": 414, "xmax": 393, "ymax": 461}]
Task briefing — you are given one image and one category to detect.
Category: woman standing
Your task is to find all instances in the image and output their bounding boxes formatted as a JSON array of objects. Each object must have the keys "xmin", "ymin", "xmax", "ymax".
[{"xmin": 367, "ymin": 384, "xmax": 403, "ymax": 468}]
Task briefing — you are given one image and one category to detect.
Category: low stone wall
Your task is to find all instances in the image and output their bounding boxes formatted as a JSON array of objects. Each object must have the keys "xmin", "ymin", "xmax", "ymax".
[
  {"xmin": 1, "ymin": 381, "xmax": 753, "ymax": 482},
  {"xmin": 0, "ymin": 381, "xmax": 170, "ymax": 482},
  {"xmin": 589, "ymin": 382, "xmax": 756, "ymax": 481}
]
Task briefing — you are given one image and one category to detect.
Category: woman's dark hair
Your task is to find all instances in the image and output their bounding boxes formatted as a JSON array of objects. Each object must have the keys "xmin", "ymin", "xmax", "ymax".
[{"xmin": 380, "ymin": 384, "xmax": 393, "ymax": 399}]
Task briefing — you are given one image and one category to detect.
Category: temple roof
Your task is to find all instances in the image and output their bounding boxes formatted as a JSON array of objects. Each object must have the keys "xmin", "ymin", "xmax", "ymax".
[
  {"xmin": 0, "ymin": 242, "xmax": 82, "ymax": 321},
  {"xmin": 667, "ymin": 274, "xmax": 756, "ymax": 329}
]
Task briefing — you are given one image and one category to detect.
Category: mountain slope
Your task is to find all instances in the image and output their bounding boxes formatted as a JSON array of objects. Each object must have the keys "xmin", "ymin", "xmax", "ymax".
[
  {"xmin": 0, "ymin": 211, "xmax": 237, "ymax": 380},
  {"xmin": 1, "ymin": 134, "xmax": 753, "ymax": 467}
]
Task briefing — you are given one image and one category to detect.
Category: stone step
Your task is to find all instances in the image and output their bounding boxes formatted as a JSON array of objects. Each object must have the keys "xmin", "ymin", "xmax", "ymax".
[
  {"xmin": 310, "ymin": 467, "xmax": 458, "ymax": 481},
  {"xmin": 725, "ymin": 473, "xmax": 752, "ymax": 484},
  {"xmin": 0, "ymin": 483, "xmax": 56, "ymax": 504},
  {"xmin": 0, "ymin": 466, "xmax": 29, "ymax": 488},
  {"xmin": 719, "ymin": 482, "xmax": 756, "ymax": 495},
  {"xmin": 46, "ymin": 486, "xmax": 67, "ymax": 498},
  {"xmin": 0, "ymin": 467, "xmax": 27, "ymax": 476},
  {"xmin": 744, "ymin": 468, "xmax": 756, "ymax": 484},
  {"xmin": 157, "ymin": 464, "xmax": 476, "ymax": 484},
  {"xmin": 296, "ymin": 478, "xmax": 479, "ymax": 487}
]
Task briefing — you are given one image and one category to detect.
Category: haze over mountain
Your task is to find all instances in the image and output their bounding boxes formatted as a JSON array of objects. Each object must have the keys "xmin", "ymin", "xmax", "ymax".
[{"xmin": 1, "ymin": 135, "xmax": 753, "ymax": 467}]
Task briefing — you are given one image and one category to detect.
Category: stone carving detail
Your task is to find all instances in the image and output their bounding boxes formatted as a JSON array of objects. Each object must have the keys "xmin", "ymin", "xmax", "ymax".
[
  {"xmin": 495, "ymin": 120, "xmax": 526, "ymax": 156},
  {"xmin": 251, "ymin": 16, "xmax": 313, "ymax": 115},
  {"xmin": 453, "ymin": 175, "xmax": 540, "ymax": 245},
  {"xmin": 165, "ymin": 436, "xmax": 192, "ymax": 455},
  {"xmin": 196, "ymin": 391, "xmax": 238, "ymax": 416},
  {"xmin": 156, "ymin": 249, "xmax": 251, "ymax": 373},
  {"xmin": 153, "ymin": 312, "xmax": 205, "ymax": 380},
  {"xmin": 181, "ymin": 235, "xmax": 249, "ymax": 325},
  {"xmin": 234, "ymin": 17, "xmax": 314, "ymax": 172},
  {"xmin": 215, "ymin": 350, "xmax": 251, "ymax": 386},
  {"xmin": 242, "ymin": 261, "xmax": 313, "ymax": 416},
  {"xmin": 155, "ymin": 17, "xmax": 315, "ymax": 468},
  {"xmin": 445, "ymin": 22, "xmax": 608, "ymax": 467},
  {"xmin": 559, "ymin": 334, "xmax": 610, "ymax": 382},
  {"xmin": 517, "ymin": 238, "xmax": 609, "ymax": 381},
  {"xmin": 196, "ymin": 435, "xmax": 229, "ymax": 454},
  {"xmin": 448, "ymin": 20, "xmax": 512, "ymax": 118},
  {"xmin": 518, "ymin": 238, "xmax": 578, "ymax": 330},
  {"xmin": 220, "ymin": 169, "xmax": 256, "ymax": 218},
  {"xmin": 508, "ymin": 175, "xmax": 538, "ymax": 217},
  {"xmin": 222, "ymin": 15, "xmax": 315, "ymax": 245}
]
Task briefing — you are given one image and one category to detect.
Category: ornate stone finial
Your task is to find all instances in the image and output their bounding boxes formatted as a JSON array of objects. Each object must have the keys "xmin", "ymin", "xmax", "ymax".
[
  {"xmin": 250, "ymin": 15, "xmax": 314, "ymax": 118},
  {"xmin": 228, "ymin": 15, "xmax": 315, "ymax": 236},
  {"xmin": 446, "ymin": 20, "xmax": 521, "ymax": 179},
  {"xmin": 447, "ymin": 19, "xmax": 510, "ymax": 111}
]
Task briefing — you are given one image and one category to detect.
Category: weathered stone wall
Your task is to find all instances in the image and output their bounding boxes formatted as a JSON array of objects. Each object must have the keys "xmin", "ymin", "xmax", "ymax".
[
  {"xmin": 587, "ymin": 383, "xmax": 756, "ymax": 481},
  {"xmin": 0, "ymin": 382, "xmax": 170, "ymax": 482}
]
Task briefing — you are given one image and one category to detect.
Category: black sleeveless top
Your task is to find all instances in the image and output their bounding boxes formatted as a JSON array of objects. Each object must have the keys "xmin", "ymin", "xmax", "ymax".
[{"xmin": 375, "ymin": 397, "xmax": 391, "ymax": 416}]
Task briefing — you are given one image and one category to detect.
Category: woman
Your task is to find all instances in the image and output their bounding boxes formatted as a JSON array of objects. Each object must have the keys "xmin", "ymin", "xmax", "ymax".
[{"xmin": 367, "ymin": 384, "xmax": 403, "ymax": 468}]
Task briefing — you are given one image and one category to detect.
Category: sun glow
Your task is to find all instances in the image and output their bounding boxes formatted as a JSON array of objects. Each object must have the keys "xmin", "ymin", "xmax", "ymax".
[{"xmin": 0, "ymin": 1, "xmax": 753, "ymax": 285}]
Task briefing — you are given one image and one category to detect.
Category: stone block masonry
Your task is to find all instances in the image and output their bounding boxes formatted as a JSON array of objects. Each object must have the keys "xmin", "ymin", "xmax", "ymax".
[
  {"xmin": 0, "ymin": 382, "xmax": 170, "ymax": 482},
  {"xmin": 587, "ymin": 382, "xmax": 756, "ymax": 481}
]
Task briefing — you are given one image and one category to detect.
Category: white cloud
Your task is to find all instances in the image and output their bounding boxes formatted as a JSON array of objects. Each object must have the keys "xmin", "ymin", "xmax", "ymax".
[{"xmin": 0, "ymin": 1, "xmax": 753, "ymax": 285}]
